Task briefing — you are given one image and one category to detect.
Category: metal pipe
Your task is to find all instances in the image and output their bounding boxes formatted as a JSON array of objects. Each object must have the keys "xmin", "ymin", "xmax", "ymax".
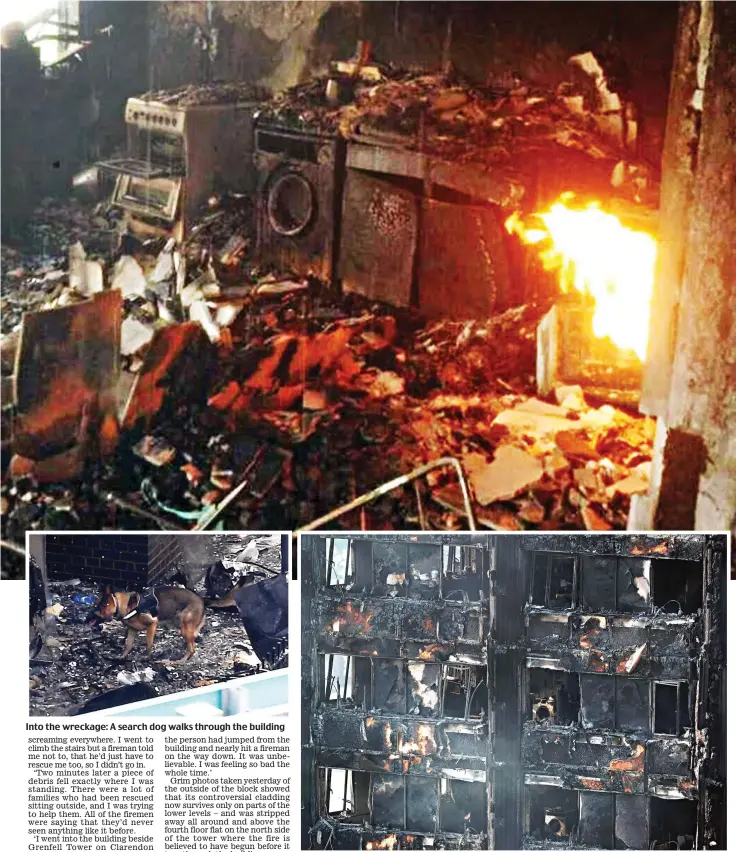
[
  {"xmin": 297, "ymin": 456, "xmax": 476, "ymax": 532},
  {"xmin": 106, "ymin": 493, "xmax": 184, "ymax": 530}
]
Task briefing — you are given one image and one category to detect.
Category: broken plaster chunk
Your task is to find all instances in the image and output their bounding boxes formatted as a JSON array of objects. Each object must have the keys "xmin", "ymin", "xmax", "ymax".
[
  {"xmin": 556, "ymin": 430, "xmax": 600, "ymax": 461},
  {"xmin": 623, "ymin": 643, "xmax": 647, "ymax": 674},
  {"xmin": 356, "ymin": 369, "xmax": 405, "ymax": 398},
  {"xmin": 606, "ymin": 471, "xmax": 650, "ymax": 498},
  {"xmin": 150, "ymin": 238, "xmax": 176, "ymax": 283},
  {"xmin": 554, "ymin": 384, "xmax": 586, "ymax": 411},
  {"xmin": 189, "ymin": 300, "xmax": 221, "ymax": 343},
  {"xmin": 574, "ymin": 466, "xmax": 601, "ymax": 492},
  {"xmin": 464, "ymin": 446, "xmax": 543, "ymax": 506},
  {"xmin": 493, "ymin": 398, "xmax": 590, "ymax": 438},
  {"xmin": 214, "ymin": 304, "xmax": 242, "ymax": 328},
  {"xmin": 120, "ymin": 316, "xmax": 155, "ymax": 356},
  {"xmin": 111, "ymin": 255, "xmax": 147, "ymax": 299}
]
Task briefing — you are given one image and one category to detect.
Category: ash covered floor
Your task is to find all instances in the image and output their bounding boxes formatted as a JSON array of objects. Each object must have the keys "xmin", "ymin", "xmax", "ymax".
[{"xmin": 29, "ymin": 534, "xmax": 284, "ymax": 716}]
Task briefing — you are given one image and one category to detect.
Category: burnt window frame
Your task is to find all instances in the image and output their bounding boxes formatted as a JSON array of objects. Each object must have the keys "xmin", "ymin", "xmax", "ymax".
[
  {"xmin": 528, "ymin": 551, "xmax": 577, "ymax": 610},
  {"xmin": 318, "ymin": 766, "xmax": 372, "ymax": 822},
  {"xmin": 526, "ymin": 666, "xmax": 581, "ymax": 726},
  {"xmin": 523, "ymin": 783, "xmax": 580, "ymax": 842},
  {"xmin": 324, "ymin": 536, "xmax": 356, "ymax": 587},
  {"xmin": 320, "ymin": 537, "xmax": 488, "ymax": 601},
  {"xmin": 318, "ymin": 653, "xmax": 486, "ymax": 721},
  {"xmin": 320, "ymin": 652, "xmax": 373, "ymax": 708},
  {"xmin": 650, "ymin": 559, "xmax": 704, "ymax": 615},
  {"xmin": 578, "ymin": 672, "xmax": 652, "ymax": 733},
  {"xmin": 318, "ymin": 768, "xmax": 488, "ymax": 837},
  {"xmin": 652, "ymin": 680, "xmax": 691, "ymax": 736},
  {"xmin": 580, "ymin": 555, "xmax": 650, "ymax": 614},
  {"xmin": 524, "ymin": 787, "xmax": 654, "ymax": 848},
  {"xmin": 440, "ymin": 663, "xmax": 487, "ymax": 721}
]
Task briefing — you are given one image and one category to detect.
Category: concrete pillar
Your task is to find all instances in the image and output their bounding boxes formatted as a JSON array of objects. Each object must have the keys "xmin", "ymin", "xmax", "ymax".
[{"xmin": 632, "ymin": 1, "xmax": 736, "ymax": 552}]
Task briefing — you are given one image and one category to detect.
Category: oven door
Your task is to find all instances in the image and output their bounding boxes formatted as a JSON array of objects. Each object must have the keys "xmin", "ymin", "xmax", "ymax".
[{"xmin": 111, "ymin": 172, "xmax": 182, "ymax": 223}]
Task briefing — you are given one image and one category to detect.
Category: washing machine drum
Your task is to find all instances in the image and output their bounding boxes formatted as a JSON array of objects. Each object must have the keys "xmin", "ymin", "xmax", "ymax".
[{"xmin": 267, "ymin": 170, "xmax": 316, "ymax": 236}]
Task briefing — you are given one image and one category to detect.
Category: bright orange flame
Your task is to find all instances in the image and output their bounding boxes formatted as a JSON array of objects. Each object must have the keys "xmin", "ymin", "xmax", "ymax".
[
  {"xmin": 505, "ymin": 196, "xmax": 657, "ymax": 360},
  {"xmin": 366, "ymin": 835, "xmax": 398, "ymax": 850}
]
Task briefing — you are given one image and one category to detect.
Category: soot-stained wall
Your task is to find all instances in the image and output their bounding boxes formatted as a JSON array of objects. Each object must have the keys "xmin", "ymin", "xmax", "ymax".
[{"xmin": 148, "ymin": 1, "xmax": 677, "ymax": 164}]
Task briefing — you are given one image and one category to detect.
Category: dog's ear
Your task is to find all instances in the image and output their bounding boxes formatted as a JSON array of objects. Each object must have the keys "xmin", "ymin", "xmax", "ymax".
[
  {"xmin": 100, "ymin": 584, "xmax": 112, "ymax": 597},
  {"xmin": 128, "ymin": 592, "xmax": 141, "ymax": 609}
]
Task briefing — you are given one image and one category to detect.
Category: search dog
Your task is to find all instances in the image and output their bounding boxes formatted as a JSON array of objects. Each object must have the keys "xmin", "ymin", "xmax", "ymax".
[{"xmin": 87, "ymin": 585, "xmax": 205, "ymax": 664}]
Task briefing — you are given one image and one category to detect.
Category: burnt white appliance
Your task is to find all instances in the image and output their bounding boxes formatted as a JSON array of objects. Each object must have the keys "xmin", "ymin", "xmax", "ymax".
[
  {"xmin": 253, "ymin": 122, "xmax": 345, "ymax": 282},
  {"xmin": 99, "ymin": 89, "xmax": 258, "ymax": 237}
]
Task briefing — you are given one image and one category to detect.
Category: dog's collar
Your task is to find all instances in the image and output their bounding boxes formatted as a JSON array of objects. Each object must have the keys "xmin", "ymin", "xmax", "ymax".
[{"xmin": 112, "ymin": 593, "xmax": 138, "ymax": 621}]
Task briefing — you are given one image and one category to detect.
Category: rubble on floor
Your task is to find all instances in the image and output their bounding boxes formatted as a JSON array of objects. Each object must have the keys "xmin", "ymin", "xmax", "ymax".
[
  {"xmin": 29, "ymin": 534, "xmax": 282, "ymax": 716},
  {"xmin": 2, "ymin": 200, "xmax": 655, "ymax": 548},
  {"xmin": 2, "ymin": 58, "xmax": 659, "ymax": 557}
]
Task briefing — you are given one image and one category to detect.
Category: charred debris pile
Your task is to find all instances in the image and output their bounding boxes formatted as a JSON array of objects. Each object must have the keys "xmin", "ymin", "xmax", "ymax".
[
  {"xmin": 29, "ymin": 533, "xmax": 285, "ymax": 715},
  {"xmin": 2, "ymin": 60, "xmax": 659, "ymax": 566}
]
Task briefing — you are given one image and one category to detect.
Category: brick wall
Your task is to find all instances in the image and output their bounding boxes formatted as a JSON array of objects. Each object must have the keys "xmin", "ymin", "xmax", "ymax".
[
  {"xmin": 45, "ymin": 534, "xmax": 150, "ymax": 585},
  {"xmin": 149, "ymin": 535, "xmax": 184, "ymax": 585}
]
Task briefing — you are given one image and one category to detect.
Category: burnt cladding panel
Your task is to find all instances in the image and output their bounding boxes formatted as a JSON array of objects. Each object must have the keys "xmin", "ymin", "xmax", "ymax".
[
  {"xmin": 495, "ymin": 539, "xmax": 527, "ymax": 644},
  {"xmin": 581, "ymin": 556, "xmax": 617, "ymax": 611},
  {"xmin": 580, "ymin": 673, "xmax": 615, "ymax": 729},
  {"xmin": 614, "ymin": 794, "xmax": 648, "ymax": 850},
  {"xmin": 578, "ymin": 791, "xmax": 614, "ymax": 847}
]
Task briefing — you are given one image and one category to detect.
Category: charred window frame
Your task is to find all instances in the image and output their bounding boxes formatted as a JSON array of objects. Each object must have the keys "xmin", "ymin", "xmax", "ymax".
[
  {"xmin": 321, "ymin": 538, "xmax": 486, "ymax": 600},
  {"xmin": 529, "ymin": 552, "xmax": 575, "ymax": 609},
  {"xmin": 581, "ymin": 555, "xmax": 703, "ymax": 616},
  {"xmin": 442, "ymin": 544, "xmax": 484, "ymax": 601},
  {"xmin": 441, "ymin": 664, "xmax": 487, "ymax": 720},
  {"xmin": 318, "ymin": 654, "xmax": 486, "ymax": 720},
  {"xmin": 526, "ymin": 787, "xmax": 651, "ymax": 848},
  {"xmin": 527, "ymin": 668, "xmax": 581, "ymax": 725},
  {"xmin": 581, "ymin": 556, "xmax": 651, "ymax": 614},
  {"xmin": 653, "ymin": 681, "xmax": 691, "ymax": 735},
  {"xmin": 524, "ymin": 785, "xmax": 579, "ymax": 842},
  {"xmin": 649, "ymin": 797, "xmax": 696, "ymax": 849},
  {"xmin": 320, "ymin": 653, "xmax": 373, "ymax": 708},
  {"xmin": 578, "ymin": 790, "xmax": 650, "ymax": 849},
  {"xmin": 651, "ymin": 559, "xmax": 703, "ymax": 615},
  {"xmin": 318, "ymin": 769, "xmax": 486, "ymax": 836},
  {"xmin": 579, "ymin": 674, "xmax": 651, "ymax": 732},
  {"xmin": 324, "ymin": 537, "xmax": 355, "ymax": 587},
  {"xmin": 318, "ymin": 767, "xmax": 371, "ymax": 822}
]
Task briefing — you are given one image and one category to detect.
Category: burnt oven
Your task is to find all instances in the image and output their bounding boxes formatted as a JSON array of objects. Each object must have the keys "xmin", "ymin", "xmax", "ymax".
[{"xmin": 98, "ymin": 94, "xmax": 257, "ymax": 237}]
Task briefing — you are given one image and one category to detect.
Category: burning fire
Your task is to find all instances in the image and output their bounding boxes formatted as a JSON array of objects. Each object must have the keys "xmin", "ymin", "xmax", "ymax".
[
  {"xmin": 505, "ymin": 194, "xmax": 657, "ymax": 359},
  {"xmin": 366, "ymin": 835, "xmax": 398, "ymax": 850}
]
